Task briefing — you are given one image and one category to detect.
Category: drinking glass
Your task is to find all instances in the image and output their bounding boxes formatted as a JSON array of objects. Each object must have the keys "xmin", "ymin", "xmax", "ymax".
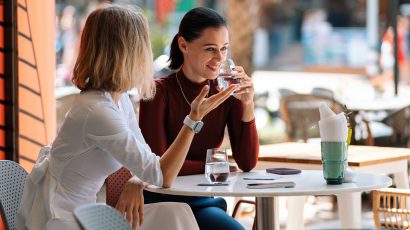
[
  {"xmin": 217, "ymin": 59, "xmax": 240, "ymax": 90},
  {"xmin": 205, "ymin": 148, "xmax": 230, "ymax": 184},
  {"xmin": 321, "ymin": 141, "xmax": 348, "ymax": 184}
]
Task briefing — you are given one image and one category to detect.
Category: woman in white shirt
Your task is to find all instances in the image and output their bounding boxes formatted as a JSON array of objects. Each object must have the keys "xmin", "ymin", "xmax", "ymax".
[{"xmin": 15, "ymin": 4, "xmax": 238, "ymax": 230}]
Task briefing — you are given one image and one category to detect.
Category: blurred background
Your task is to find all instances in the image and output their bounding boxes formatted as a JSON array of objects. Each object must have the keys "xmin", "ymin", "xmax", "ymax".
[{"xmin": 54, "ymin": 0, "xmax": 410, "ymax": 146}]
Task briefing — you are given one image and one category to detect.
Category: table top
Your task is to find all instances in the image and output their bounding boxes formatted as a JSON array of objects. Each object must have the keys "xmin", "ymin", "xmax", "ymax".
[
  {"xmin": 145, "ymin": 170, "xmax": 391, "ymax": 197},
  {"xmin": 252, "ymin": 142, "xmax": 410, "ymax": 167}
]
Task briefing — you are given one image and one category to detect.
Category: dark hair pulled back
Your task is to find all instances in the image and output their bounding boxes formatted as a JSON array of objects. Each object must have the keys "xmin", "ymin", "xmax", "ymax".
[{"xmin": 168, "ymin": 7, "xmax": 227, "ymax": 70}]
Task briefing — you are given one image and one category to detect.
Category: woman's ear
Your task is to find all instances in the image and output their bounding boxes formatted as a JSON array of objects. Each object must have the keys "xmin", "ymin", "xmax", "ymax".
[{"xmin": 178, "ymin": 36, "xmax": 188, "ymax": 54}]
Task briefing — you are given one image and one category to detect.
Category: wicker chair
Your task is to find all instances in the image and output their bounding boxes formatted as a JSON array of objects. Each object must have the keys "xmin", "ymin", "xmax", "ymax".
[
  {"xmin": 105, "ymin": 167, "xmax": 132, "ymax": 207},
  {"xmin": 74, "ymin": 203, "xmax": 131, "ymax": 230},
  {"xmin": 280, "ymin": 94, "xmax": 346, "ymax": 142},
  {"xmin": 279, "ymin": 93, "xmax": 374, "ymax": 145},
  {"xmin": 373, "ymin": 188, "xmax": 410, "ymax": 229},
  {"xmin": 311, "ymin": 87, "xmax": 335, "ymax": 99},
  {"xmin": 232, "ymin": 199, "xmax": 256, "ymax": 230},
  {"xmin": 0, "ymin": 160, "xmax": 28, "ymax": 230},
  {"xmin": 381, "ymin": 106, "xmax": 410, "ymax": 147},
  {"xmin": 278, "ymin": 88, "xmax": 296, "ymax": 98}
]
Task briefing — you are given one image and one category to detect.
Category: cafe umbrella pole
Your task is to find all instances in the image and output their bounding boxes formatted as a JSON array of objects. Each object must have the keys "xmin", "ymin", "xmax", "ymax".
[{"xmin": 391, "ymin": 0, "xmax": 399, "ymax": 96}]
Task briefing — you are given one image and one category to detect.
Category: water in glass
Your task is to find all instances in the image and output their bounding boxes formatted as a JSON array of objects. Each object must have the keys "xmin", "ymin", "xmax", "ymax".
[
  {"xmin": 205, "ymin": 148, "xmax": 230, "ymax": 184},
  {"xmin": 217, "ymin": 59, "xmax": 240, "ymax": 90}
]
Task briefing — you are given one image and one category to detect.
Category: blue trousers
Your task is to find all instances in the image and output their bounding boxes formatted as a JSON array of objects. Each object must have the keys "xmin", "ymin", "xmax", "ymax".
[{"xmin": 144, "ymin": 191, "xmax": 244, "ymax": 230}]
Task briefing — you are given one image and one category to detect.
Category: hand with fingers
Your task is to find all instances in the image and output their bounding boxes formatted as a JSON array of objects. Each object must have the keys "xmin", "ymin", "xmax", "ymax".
[
  {"xmin": 231, "ymin": 66, "xmax": 254, "ymax": 105},
  {"xmin": 115, "ymin": 176, "xmax": 146, "ymax": 229},
  {"xmin": 189, "ymin": 83, "xmax": 239, "ymax": 121}
]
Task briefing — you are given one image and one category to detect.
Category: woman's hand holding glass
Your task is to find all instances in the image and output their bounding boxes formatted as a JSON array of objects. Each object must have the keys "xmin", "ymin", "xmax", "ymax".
[
  {"xmin": 215, "ymin": 59, "xmax": 254, "ymax": 105},
  {"xmin": 231, "ymin": 65, "xmax": 254, "ymax": 105}
]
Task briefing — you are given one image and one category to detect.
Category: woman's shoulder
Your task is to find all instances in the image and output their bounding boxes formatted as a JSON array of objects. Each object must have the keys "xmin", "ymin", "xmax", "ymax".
[
  {"xmin": 78, "ymin": 90, "xmax": 112, "ymax": 105},
  {"xmin": 150, "ymin": 74, "xmax": 177, "ymax": 99},
  {"xmin": 69, "ymin": 90, "xmax": 117, "ymax": 118},
  {"xmin": 155, "ymin": 73, "xmax": 176, "ymax": 88}
]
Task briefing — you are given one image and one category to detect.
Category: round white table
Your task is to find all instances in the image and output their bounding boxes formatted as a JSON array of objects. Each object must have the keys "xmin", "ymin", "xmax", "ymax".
[{"xmin": 146, "ymin": 170, "xmax": 392, "ymax": 230}]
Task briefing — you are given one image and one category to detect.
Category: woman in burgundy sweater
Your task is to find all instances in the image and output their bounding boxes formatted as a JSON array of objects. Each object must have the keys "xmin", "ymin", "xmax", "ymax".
[{"xmin": 138, "ymin": 7, "xmax": 259, "ymax": 230}]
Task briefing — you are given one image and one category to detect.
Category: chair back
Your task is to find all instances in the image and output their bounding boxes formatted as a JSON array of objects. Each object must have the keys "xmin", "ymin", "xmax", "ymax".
[
  {"xmin": 277, "ymin": 88, "xmax": 296, "ymax": 98},
  {"xmin": 105, "ymin": 167, "xmax": 132, "ymax": 207},
  {"xmin": 0, "ymin": 160, "xmax": 28, "ymax": 230},
  {"xmin": 311, "ymin": 87, "xmax": 334, "ymax": 99},
  {"xmin": 382, "ymin": 106, "xmax": 410, "ymax": 147},
  {"xmin": 74, "ymin": 203, "xmax": 131, "ymax": 230},
  {"xmin": 279, "ymin": 94, "xmax": 345, "ymax": 142},
  {"xmin": 373, "ymin": 188, "xmax": 410, "ymax": 229}
]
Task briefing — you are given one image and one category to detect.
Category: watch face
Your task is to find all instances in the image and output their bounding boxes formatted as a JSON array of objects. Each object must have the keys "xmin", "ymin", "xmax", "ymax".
[{"xmin": 193, "ymin": 121, "xmax": 204, "ymax": 133}]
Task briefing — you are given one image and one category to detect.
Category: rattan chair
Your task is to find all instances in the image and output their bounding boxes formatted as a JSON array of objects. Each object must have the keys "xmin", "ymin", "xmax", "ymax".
[
  {"xmin": 279, "ymin": 94, "xmax": 346, "ymax": 142},
  {"xmin": 381, "ymin": 106, "xmax": 410, "ymax": 147},
  {"xmin": 278, "ymin": 88, "xmax": 297, "ymax": 98},
  {"xmin": 373, "ymin": 188, "xmax": 410, "ymax": 229},
  {"xmin": 74, "ymin": 203, "xmax": 131, "ymax": 230},
  {"xmin": 0, "ymin": 160, "xmax": 28, "ymax": 230},
  {"xmin": 232, "ymin": 199, "xmax": 256, "ymax": 230},
  {"xmin": 311, "ymin": 87, "xmax": 334, "ymax": 99},
  {"xmin": 279, "ymin": 93, "xmax": 374, "ymax": 145},
  {"xmin": 105, "ymin": 167, "xmax": 132, "ymax": 207}
]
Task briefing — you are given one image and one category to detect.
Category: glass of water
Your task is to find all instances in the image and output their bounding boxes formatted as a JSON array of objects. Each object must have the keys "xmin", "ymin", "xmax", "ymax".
[
  {"xmin": 205, "ymin": 148, "xmax": 230, "ymax": 184},
  {"xmin": 217, "ymin": 59, "xmax": 240, "ymax": 91}
]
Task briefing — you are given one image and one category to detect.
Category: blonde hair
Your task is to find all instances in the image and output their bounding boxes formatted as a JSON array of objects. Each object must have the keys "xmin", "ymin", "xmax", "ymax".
[{"xmin": 72, "ymin": 4, "xmax": 155, "ymax": 99}]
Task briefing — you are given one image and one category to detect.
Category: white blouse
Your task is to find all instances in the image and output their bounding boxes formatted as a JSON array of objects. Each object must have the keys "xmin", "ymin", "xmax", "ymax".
[{"xmin": 16, "ymin": 90, "xmax": 164, "ymax": 229}]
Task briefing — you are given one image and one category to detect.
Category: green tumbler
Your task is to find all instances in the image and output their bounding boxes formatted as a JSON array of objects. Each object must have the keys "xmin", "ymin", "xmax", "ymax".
[{"xmin": 321, "ymin": 142, "xmax": 348, "ymax": 185}]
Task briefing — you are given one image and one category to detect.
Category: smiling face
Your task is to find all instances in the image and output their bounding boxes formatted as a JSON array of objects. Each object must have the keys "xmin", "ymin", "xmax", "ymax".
[{"xmin": 179, "ymin": 26, "xmax": 229, "ymax": 83}]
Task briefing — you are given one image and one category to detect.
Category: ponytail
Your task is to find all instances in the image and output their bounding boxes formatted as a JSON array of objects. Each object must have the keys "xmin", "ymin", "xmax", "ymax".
[{"xmin": 168, "ymin": 34, "xmax": 184, "ymax": 70}]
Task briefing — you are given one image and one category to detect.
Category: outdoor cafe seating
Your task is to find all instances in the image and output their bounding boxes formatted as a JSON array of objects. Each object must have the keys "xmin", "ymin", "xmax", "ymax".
[
  {"xmin": 278, "ymin": 92, "xmax": 410, "ymax": 149},
  {"xmin": 74, "ymin": 203, "xmax": 132, "ymax": 230},
  {"xmin": 106, "ymin": 167, "xmax": 258, "ymax": 229},
  {"xmin": 380, "ymin": 105, "xmax": 410, "ymax": 147},
  {"xmin": 0, "ymin": 161, "xmax": 28, "ymax": 230},
  {"xmin": 278, "ymin": 93, "xmax": 375, "ymax": 145},
  {"xmin": 373, "ymin": 188, "xmax": 410, "ymax": 229}
]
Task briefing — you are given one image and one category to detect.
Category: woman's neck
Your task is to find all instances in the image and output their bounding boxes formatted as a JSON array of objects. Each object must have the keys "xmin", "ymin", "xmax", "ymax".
[
  {"xmin": 110, "ymin": 92, "xmax": 121, "ymax": 104},
  {"xmin": 181, "ymin": 65, "xmax": 207, "ymax": 84}
]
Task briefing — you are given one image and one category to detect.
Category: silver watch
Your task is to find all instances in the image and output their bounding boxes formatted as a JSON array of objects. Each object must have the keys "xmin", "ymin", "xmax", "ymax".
[{"xmin": 183, "ymin": 115, "xmax": 204, "ymax": 133}]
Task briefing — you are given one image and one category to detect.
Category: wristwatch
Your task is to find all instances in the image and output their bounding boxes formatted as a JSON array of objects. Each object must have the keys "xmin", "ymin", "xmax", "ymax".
[{"xmin": 183, "ymin": 115, "xmax": 204, "ymax": 134}]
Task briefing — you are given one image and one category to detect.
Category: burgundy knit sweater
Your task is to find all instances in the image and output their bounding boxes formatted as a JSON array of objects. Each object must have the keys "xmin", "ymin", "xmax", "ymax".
[{"xmin": 139, "ymin": 71, "xmax": 259, "ymax": 175}]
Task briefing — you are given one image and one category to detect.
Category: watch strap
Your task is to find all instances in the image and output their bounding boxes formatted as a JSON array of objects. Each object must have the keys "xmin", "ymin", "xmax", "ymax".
[{"xmin": 183, "ymin": 115, "xmax": 203, "ymax": 133}]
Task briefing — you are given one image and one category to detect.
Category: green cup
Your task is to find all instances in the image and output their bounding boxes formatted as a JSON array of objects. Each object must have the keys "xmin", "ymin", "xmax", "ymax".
[{"xmin": 321, "ymin": 142, "xmax": 348, "ymax": 185}]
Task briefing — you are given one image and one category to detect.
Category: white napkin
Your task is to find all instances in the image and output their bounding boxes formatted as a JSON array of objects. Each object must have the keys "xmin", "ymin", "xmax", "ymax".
[
  {"xmin": 343, "ymin": 167, "xmax": 356, "ymax": 183},
  {"xmin": 319, "ymin": 102, "xmax": 335, "ymax": 120},
  {"xmin": 318, "ymin": 102, "xmax": 348, "ymax": 142}
]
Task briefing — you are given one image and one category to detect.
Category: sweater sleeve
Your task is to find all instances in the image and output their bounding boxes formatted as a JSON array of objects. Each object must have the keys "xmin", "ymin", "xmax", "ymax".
[
  {"xmin": 178, "ymin": 160, "xmax": 205, "ymax": 175},
  {"xmin": 227, "ymin": 100, "xmax": 259, "ymax": 172},
  {"xmin": 139, "ymin": 81, "xmax": 205, "ymax": 176}
]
